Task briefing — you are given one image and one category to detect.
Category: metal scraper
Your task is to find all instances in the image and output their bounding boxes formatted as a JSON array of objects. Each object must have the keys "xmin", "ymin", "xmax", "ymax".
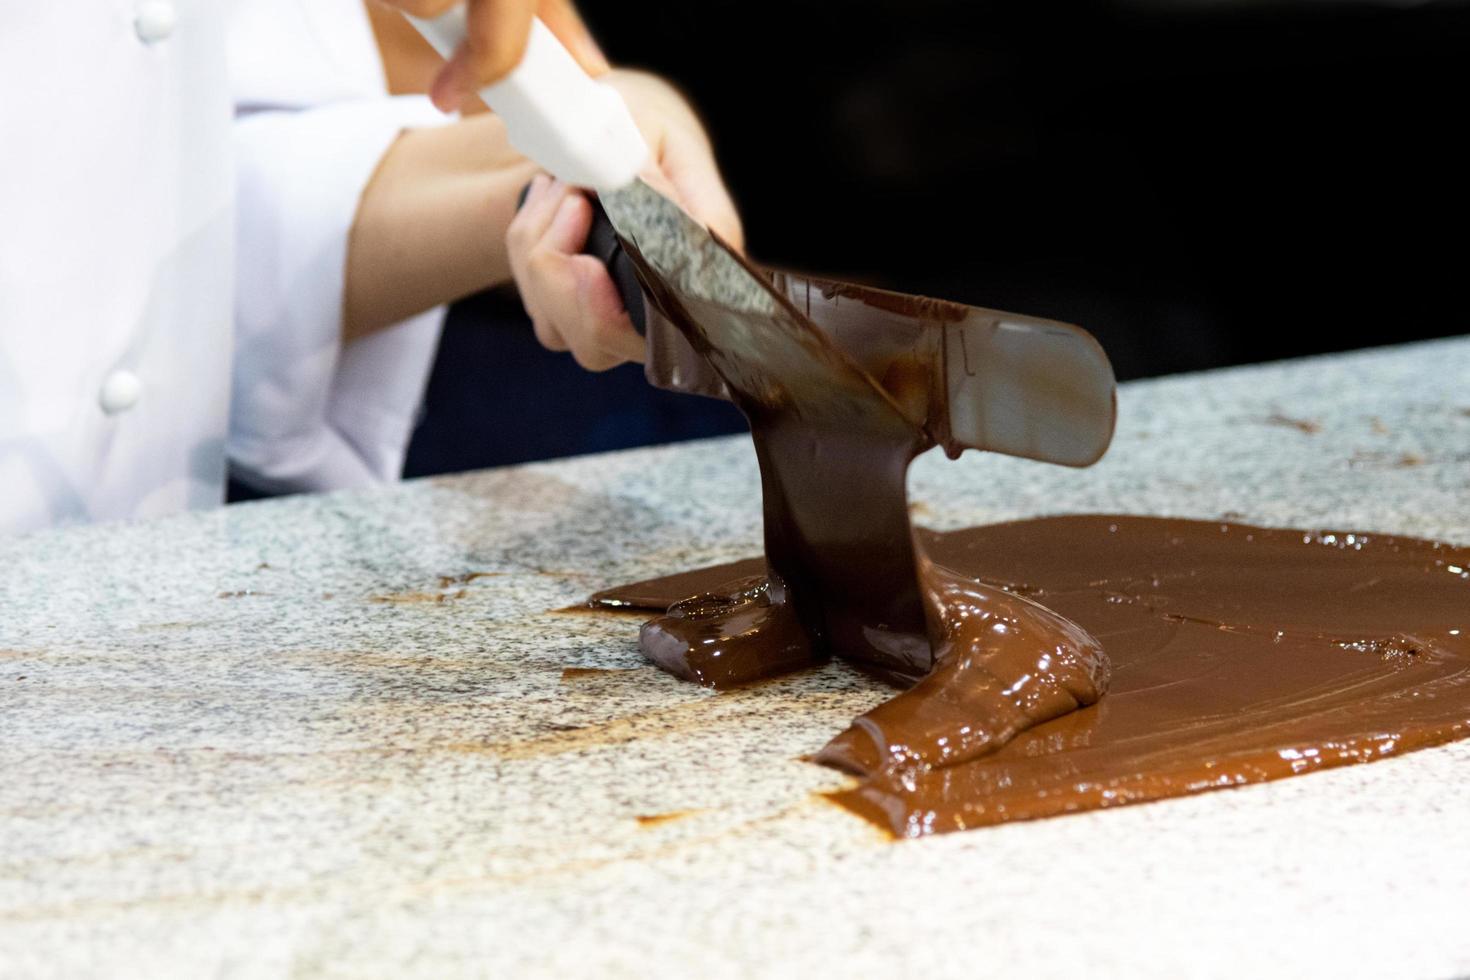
[{"xmin": 584, "ymin": 191, "xmax": 1115, "ymax": 469}]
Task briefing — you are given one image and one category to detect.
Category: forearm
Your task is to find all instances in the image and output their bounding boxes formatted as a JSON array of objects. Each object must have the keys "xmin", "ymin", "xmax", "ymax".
[{"xmin": 344, "ymin": 111, "xmax": 537, "ymax": 341}]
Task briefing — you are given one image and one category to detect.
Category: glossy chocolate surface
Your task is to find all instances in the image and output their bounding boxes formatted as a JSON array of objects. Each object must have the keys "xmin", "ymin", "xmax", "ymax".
[
  {"xmin": 594, "ymin": 515, "xmax": 1470, "ymax": 837},
  {"xmin": 596, "ymin": 235, "xmax": 1468, "ymax": 838}
]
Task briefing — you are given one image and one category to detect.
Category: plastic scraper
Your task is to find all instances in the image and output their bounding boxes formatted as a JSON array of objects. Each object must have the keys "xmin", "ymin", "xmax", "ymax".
[{"xmin": 408, "ymin": 9, "xmax": 1117, "ymax": 674}]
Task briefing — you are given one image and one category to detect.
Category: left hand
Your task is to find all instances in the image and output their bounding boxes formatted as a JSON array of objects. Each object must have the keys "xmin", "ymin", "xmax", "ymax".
[{"xmin": 506, "ymin": 70, "xmax": 743, "ymax": 372}]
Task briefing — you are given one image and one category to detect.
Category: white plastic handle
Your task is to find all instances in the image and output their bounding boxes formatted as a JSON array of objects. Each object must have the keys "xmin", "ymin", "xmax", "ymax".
[{"xmin": 407, "ymin": 9, "xmax": 648, "ymax": 193}]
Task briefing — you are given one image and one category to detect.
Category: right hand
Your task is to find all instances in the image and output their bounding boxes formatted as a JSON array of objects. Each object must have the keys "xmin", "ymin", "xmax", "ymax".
[
  {"xmin": 375, "ymin": 0, "xmax": 609, "ymax": 111},
  {"xmin": 508, "ymin": 174, "xmax": 645, "ymax": 371},
  {"xmin": 507, "ymin": 71, "xmax": 743, "ymax": 373}
]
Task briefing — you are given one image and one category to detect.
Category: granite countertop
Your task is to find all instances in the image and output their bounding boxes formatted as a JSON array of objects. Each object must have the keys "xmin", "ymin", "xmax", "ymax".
[{"xmin": 3, "ymin": 338, "xmax": 1469, "ymax": 978}]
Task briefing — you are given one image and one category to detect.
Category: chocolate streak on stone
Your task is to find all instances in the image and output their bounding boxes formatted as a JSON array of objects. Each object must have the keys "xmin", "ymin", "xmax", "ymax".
[
  {"xmin": 596, "ymin": 515, "xmax": 1470, "ymax": 837},
  {"xmin": 1265, "ymin": 413, "xmax": 1323, "ymax": 435},
  {"xmin": 588, "ymin": 559, "xmax": 763, "ymax": 610}
]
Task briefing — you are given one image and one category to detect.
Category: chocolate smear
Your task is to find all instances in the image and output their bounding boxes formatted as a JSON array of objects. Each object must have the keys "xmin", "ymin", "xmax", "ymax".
[
  {"xmin": 591, "ymin": 232, "xmax": 1469, "ymax": 837},
  {"xmin": 596, "ymin": 515, "xmax": 1470, "ymax": 837}
]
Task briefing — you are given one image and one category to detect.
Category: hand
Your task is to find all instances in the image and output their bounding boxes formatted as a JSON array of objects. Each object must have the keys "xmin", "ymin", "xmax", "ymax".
[
  {"xmin": 375, "ymin": 0, "xmax": 609, "ymax": 111},
  {"xmin": 507, "ymin": 71, "xmax": 744, "ymax": 372}
]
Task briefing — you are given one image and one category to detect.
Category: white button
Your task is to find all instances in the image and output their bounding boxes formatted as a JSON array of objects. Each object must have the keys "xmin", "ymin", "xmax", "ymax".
[
  {"xmin": 134, "ymin": 1, "xmax": 177, "ymax": 44},
  {"xmin": 100, "ymin": 370, "xmax": 143, "ymax": 415}
]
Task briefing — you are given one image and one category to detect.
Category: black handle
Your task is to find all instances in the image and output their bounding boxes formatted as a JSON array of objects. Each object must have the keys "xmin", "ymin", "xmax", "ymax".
[{"xmin": 515, "ymin": 182, "xmax": 647, "ymax": 334}]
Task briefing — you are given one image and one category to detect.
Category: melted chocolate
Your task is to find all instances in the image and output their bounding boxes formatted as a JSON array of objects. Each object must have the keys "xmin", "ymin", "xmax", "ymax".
[
  {"xmin": 618, "ymin": 221, "xmax": 1113, "ymax": 687},
  {"xmin": 596, "ymin": 229, "xmax": 1469, "ymax": 838},
  {"xmin": 622, "ymin": 249, "xmax": 940, "ymax": 681},
  {"xmin": 594, "ymin": 515, "xmax": 1470, "ymax": 837}
]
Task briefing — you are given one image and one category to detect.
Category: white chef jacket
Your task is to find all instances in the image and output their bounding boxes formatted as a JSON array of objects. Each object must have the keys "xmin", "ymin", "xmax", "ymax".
[{"xmin": 0, "ymin": 0, "xmax": 449, "ymax": 534}]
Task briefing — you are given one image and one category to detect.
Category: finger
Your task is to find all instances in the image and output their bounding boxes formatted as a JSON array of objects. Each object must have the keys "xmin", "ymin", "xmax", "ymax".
[
  {"xmin": 541, "ymin": 190, "xmax": 594, "ymax": 256},
  {"xmin": 570, "ymin": 339, "xmax": 623, "ymax": 373},
  {"xmin": 524, "ymin": 251, "xmax": 580, "ymax": 356},
  {"xmin": 429, "ymin": 46, "xmax": 475, "ymax": 113},
  {"xmin": 521, "ymin": 196, "xmax": 593, "ymax": 357},
  {"xmin": 537, "ymin": 0, "xmax": 611, "ymax": 76},
  {"xmin": 507, "ymin": 176, "xmax": 573, "ymax": 264},
  {"xmin": 525, "ymin": 194, "xmax": 596, "ymax": 354},
  {"xmin": 531, "ymin": 315, "xmax": 569, "ymax": 352},
  {"xmin": 508, "ymin": 176, "xmax": 564, "ymax": 328},
  {"xmin": 572, "ymin": 256, "xmax": 645, "ymax": 366},
  {"xmin": 524, "ymin": 214, "xmax": 639, "ymax": 371},
  {"xmin": 661, "ymin": 133, "xmax": 745, "ymax": 252},
  {"xmin": 428, "ymin": 0, "xmax": 537, "ymax": 110},
  {"xmin": 634, "ymin": 131, "xmax": 746, "ymax": 254},
  {"xmin": 511, "ymin": 187, "xmax": 584, "ymax": 329},
  {"xmin": 464, "ymin": 0, "xmax": 536, "ymax": 85}
]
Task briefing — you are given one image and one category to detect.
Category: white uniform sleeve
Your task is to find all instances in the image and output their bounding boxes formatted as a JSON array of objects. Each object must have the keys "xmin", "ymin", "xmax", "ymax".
[{"xmin": 229, "ymin": 96, "xmax": 451, "ymax": 494}]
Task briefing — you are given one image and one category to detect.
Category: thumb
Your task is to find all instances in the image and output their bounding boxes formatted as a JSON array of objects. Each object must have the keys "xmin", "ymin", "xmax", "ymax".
[
  {"xmin": 538, "ymin": 0, "xmax": 611, "ymax": 76},
  {"xmin": 661, "ymin": 132, "xmax": 745, "ymax": 253},
  {"xmin": 543, "ymin": 190, "xmax": 594, "ymax": 254}
]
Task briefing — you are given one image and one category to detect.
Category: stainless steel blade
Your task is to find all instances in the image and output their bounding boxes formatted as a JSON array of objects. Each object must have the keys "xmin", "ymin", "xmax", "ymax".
[
  {"xmin": 603, "ymin": 179, "xmax": 1114, "ymax": 468},
  {"xmin": 601, "ymin": 179, "xmax": 778, "ymax": 324},
  {"xmin": 601, "ymin": 178, "xmax": 899, "ymax": 425},
  {"xmin": 765, "ymin": 274, "xmax": 1116, "ymax": 467}
]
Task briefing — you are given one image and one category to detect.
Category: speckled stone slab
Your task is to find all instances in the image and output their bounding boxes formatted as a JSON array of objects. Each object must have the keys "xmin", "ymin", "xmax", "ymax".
[{"xmin": 3, "ymin": 338, "xmax": 1469, "ymax": 979}]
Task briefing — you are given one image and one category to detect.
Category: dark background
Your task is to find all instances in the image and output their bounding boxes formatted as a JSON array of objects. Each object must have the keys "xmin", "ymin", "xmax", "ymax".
[{"xmin": 405, "ymin": 0, "xmax": 1470, "ymax": 477}]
